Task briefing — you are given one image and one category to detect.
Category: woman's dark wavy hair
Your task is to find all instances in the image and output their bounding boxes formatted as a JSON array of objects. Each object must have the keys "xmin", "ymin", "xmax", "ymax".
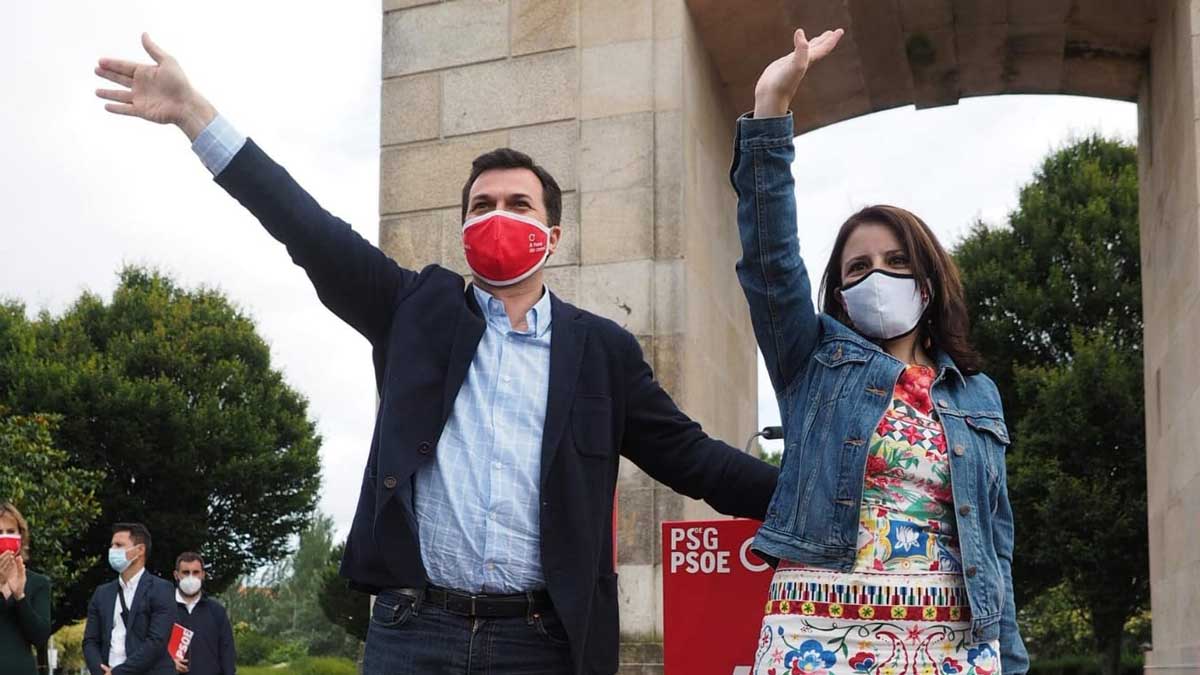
[{"xmin": 818, "ymin": 205, "xmax": 983, "ymax": 375}]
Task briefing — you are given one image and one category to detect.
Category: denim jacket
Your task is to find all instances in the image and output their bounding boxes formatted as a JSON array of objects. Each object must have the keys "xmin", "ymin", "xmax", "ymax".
[{"xmin": 730, "ymin": 113, "xmax": 1029, "ymax": 675}]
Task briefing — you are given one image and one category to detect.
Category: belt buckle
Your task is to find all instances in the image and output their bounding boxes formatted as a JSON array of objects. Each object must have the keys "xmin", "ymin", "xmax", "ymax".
[{"xmin": 469, "ymin": 594, "xmax": 478, "ymax": 616}]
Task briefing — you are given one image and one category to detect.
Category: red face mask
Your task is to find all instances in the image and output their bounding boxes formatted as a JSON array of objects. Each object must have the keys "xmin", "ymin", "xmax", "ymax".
[
  {"xmin": 461, "ymin": 210, "xmax": 552, "ymax": 286},
  {"xmin": 0, "ymin": 534, "xmax": 20, "ymax": 556}
]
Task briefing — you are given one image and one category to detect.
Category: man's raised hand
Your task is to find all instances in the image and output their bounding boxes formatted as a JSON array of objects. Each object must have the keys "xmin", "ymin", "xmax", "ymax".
[
  {"xmin": 753, "ymin": 28, "xmax": 844, "ymax": 119},
  {"xmin": 95, "ymin": 33, "xmax": 216, "ymax": 141}
]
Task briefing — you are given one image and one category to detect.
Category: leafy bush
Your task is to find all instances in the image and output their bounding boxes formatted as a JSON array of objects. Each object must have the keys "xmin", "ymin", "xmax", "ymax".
[
  {"xmin": 234, "ymin": 624, "xmax": 282, "ymax": 666},
  {"xmin": 50, "ymin": 621, "xmax": 87, "ymax": 672},
  {"xmin": 1028, "ymin": 654, "xmax": 1144, "ymax": 675},
  {"xmin": 267, "ymin": 639, "xmax": 309, "ymax": 665}
]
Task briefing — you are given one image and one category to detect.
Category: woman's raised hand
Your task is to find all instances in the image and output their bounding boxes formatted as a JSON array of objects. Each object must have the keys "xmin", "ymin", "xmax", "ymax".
[{"xmin": 753, "ymin": 28, "xmax": 844, "ymax": 119}]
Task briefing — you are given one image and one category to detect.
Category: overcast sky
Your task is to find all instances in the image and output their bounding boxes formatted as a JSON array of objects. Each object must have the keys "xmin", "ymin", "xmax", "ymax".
[{"xmin": 1, "ymin": 3, "xmax": 1137, "ymax": 541}]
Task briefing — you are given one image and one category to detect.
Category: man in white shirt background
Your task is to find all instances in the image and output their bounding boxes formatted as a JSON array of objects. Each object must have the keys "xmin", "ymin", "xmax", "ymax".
[{"xmin": 83, "ymin": 523, "xmax": 176, "ymax": 675}]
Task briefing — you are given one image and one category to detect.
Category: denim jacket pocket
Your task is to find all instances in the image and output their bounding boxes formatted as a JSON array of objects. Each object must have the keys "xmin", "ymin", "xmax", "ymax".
[
  {"xmin": 811, "ymin": 341, "xmax": 870, "ymax": 403},
  {"xmin": 812, "ymin": 340, "xmax": 870, "ymax": 369},
  {"xmin": 964, "ymin": 414, "xmax": 1009, "ymax": 488}
]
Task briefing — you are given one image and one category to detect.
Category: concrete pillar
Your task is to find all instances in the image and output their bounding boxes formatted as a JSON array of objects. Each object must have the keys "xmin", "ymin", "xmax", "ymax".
[
  {"xmin": 1138, "ymin": 1, "xmax": 1200, "ymax": 672},
  {"xmin": 377, "ymin": 1, "xmax": 757, "ymax": 670}
]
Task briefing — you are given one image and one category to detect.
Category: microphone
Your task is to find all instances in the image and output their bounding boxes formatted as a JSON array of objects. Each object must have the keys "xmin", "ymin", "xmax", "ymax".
[{"xmin": 745, "ymin": 426, "xmax": 785, "ymax": 453}]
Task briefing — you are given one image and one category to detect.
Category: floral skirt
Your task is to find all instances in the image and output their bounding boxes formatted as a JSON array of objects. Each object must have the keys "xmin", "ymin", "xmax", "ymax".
[{"xmin": 752, "ymin": 565, "xmax": 1001, "ymax": 675}]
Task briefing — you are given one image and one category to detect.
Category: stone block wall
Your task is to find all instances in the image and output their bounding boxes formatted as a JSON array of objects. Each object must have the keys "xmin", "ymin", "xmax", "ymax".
[{"xmin": 1138, "ymin": 1, "xmax": 1200, "ymax": 671}]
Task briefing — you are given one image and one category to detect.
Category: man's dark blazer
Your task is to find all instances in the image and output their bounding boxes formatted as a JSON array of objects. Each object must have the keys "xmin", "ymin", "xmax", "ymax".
[
  {"xmin": 213, "ymin": 139, "xmax": 779, "ymax": 674},
  {"xmin": 82, "ymin": 571, "xmax": 176, "ymax": 675}
]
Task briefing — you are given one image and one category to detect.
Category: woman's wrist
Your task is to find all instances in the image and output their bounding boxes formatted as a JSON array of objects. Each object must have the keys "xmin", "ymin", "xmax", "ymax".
[{"xmin": 753, "ymin": 95, "xmax": 790, "ymax": 119}]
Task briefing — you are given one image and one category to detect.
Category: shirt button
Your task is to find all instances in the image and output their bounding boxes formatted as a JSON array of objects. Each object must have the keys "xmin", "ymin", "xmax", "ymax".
[
  {"xmin": 417, "ymin": 442, "xmax": 432, "ymax": 455},
  {"xmin": 383, "ymin": 476, "xmax": 398, "ymax": 489},
  {"xmin": 953, "ymin": 445, "xmax": 965, "ymax": 457},
  {"xmin": 959, "ymin": 505, "xmax": 972, "ymax": 516},
  {"xmin": 966, "ymin": 566, "xmax": 978, "ymax": 578}
]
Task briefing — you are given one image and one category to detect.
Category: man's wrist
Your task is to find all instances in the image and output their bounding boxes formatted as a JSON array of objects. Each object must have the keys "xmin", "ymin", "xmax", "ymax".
[{"xmin": 178, "ymin": 95, "xmax": 218, "ymax": 143}]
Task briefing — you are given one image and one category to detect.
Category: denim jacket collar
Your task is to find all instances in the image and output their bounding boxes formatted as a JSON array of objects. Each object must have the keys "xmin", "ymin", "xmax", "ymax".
[{"xmin": 822, "ymin": 314, "xmax": 966, "ymax": 385}]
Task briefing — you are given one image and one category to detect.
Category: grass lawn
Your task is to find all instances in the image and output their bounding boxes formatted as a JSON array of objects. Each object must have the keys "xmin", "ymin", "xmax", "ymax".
[{"xmin": 238, "ymin": 656, "xmax": 357, "ymax": 675}]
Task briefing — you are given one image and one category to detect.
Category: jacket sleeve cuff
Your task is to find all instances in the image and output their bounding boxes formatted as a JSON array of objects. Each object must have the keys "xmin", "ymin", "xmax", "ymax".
[
  {"xmin": 735, "ymin": 112, "xmax": 795, "ymax": 150},
  {"xmin": 191, "ymin": 114, "xmax": 248, "ymax": 176}
]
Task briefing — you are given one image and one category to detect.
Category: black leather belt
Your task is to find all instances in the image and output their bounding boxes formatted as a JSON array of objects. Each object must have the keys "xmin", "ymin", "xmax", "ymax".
[{"xmin": 420, "ymin": 585, "xmax": 554, "ymax": 618}]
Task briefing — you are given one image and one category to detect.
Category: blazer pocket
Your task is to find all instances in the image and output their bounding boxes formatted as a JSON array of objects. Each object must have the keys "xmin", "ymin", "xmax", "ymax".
[{"xmin": 571, "ymin": 395, "xmax": 614, "ymax": 458}]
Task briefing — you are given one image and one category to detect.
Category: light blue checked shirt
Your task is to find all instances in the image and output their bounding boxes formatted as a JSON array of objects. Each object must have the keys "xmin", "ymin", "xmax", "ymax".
[
  {"xmin": 415, "ymin": 286, "xmax": 552, "ymax": 593},
  {"xmin": 192, "ymin": 116, "xmax": 552, "ymax": 593}
]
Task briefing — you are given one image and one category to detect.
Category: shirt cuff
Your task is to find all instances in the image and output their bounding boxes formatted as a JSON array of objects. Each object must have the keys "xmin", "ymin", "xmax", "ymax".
[
  {"xmin": 735, "ymin": 111, "xmax": 795, "ymax": 149},
  {"xmin": 191, "ymin": 114, "xmax": 247, "ymax": 176}
]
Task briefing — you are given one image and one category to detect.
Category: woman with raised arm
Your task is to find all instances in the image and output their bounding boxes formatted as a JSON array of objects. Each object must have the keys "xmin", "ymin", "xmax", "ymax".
[{"xmin": 731, "ymin": 28, "xmax": 1028, "ymax": 675}]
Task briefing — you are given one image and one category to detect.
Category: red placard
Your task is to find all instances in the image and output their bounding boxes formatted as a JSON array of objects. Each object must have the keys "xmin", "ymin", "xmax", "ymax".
[
  {"xmin": 662, "ymin": 519, "xmax": 773, "ymax": 675},
  {"xmin": 167, "ymin": 623, "xmax": 194, "ymax": 661}
]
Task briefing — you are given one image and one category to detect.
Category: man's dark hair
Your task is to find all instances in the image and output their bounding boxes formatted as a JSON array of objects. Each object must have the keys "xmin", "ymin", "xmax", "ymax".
[
  {"xmin": 175, "ymin": 551, "xmax": 205, "ymax": 570},
  {"xmin": 112, "ymin": 522, "xmax": 152, "ymax": 557},
  {"xmin": 460, "ymin": 148, "xmax": 563, "ymax": 227}
]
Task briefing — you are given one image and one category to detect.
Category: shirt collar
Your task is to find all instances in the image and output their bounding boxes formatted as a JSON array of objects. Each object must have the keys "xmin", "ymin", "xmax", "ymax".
[
  {"xmin": 120, "ymin": 567, "xmax": 145, "ymax": 592},
  {"xmin": 176, "ymin": 589, "xmax": 202, "ymax": 610},
  {"xmin": 472, "ymin": 285, "xmax": 553, "ymax": 338}
]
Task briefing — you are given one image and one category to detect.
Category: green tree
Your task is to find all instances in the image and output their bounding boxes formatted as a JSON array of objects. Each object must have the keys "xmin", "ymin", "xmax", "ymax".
[
  {"xmin": 1017, "ymin": 583, "xmax": 1094, "ymax": 657},
  {"xmin": 271, "ymin": 514, "xmax": 360, "ymax": 658},
  {"xmin": 318, "ymin": 542, "xmax": 369, "ymax": 643},
  {"xmin": 0, "ymin": 267, "xmax": 322, "ymax": 628},
  {"xmin": 0, "ymin": 410, "xmax": 103, "ymax": 603},
  {"xmin": 222, "ymin": 579, "xmax": 282, "ymax": 643},
  {"xmin": 220, "ymin": 514, "xmax": 361, "ymax": 661},
  {"xmin": 954, "ymin": 135, "xmax": 1145, "ymax": 675}
]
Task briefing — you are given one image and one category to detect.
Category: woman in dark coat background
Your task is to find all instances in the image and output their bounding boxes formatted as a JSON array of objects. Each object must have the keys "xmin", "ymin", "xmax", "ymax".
[{"xmin": 0, "ymin": 502, "xmax": 52, "ymax": 675}]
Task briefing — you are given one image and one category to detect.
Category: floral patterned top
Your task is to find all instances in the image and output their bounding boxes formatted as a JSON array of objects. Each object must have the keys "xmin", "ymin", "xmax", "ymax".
[{"xmin": 853, "ymin": 364, "xmax": 963, "ymax": 574}]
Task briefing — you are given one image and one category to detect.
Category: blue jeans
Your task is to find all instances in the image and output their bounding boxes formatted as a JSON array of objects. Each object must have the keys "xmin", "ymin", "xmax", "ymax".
[{"xmin": 363, "ymin": 590, "xmax": 573, "ymax": 674}]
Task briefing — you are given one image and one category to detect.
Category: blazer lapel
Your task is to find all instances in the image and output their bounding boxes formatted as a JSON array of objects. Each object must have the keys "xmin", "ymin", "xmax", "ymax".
[
  {"xmin": 539, "ymin": 295, "xmax": 588, "ymax": 488},
  {"xmin": 127, "ymin": 574, "xmax": 150, "ymax": 621},
  {"xmin": 105, "ymin": 581, "xmax": 120, "ymax": 634},
  {"xmin": 442, "ymin": 285, "xmax": 486, "ymax": 424}
]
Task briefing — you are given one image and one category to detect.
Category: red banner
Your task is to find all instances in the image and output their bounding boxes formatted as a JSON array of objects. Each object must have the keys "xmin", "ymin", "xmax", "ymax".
[{"xmin": 662, "ymin": 519, "xmax": 774, "ymax": 675}]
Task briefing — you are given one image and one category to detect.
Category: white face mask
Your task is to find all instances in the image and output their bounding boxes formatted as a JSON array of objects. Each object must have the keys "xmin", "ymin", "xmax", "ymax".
[
  {"xmin": 178, "ymin": 575, "xmax": 202, "ymax": 596},
  {"xmin": 840, "ymin": 270, "xmax": 930, "ymax": 340},
  {"xmin": 109, "ymin": 547, "xmax": 137, "ymax": 574}
]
